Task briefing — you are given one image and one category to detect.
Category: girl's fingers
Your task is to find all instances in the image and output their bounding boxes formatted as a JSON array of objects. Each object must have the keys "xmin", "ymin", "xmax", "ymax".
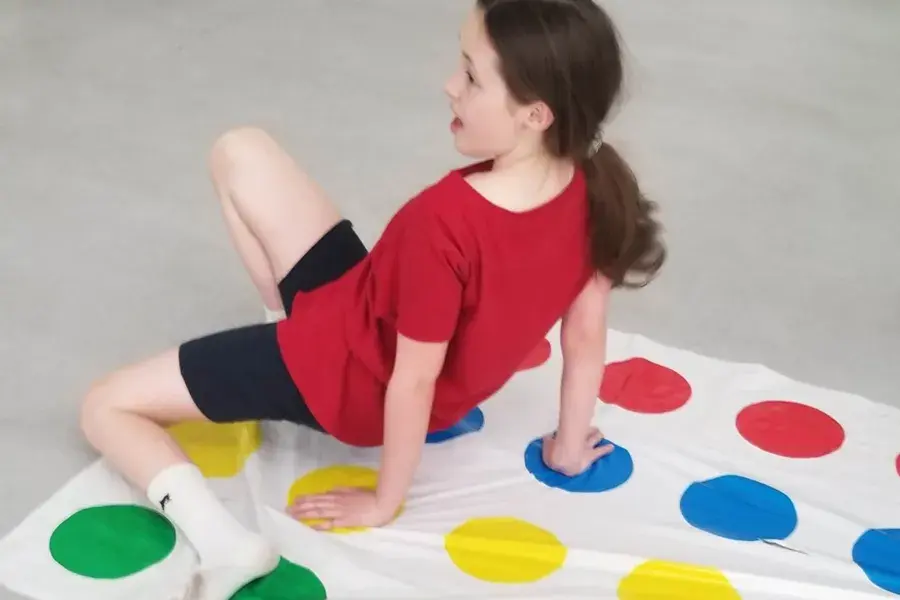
[
  {"xmin": 290, "ymin": 503, "xmax": 337, "ymax": 515},
  {"xmin": 289, "ymin": 502, "xmax": 342, "ymax": 520},
  {"xmin": 586, "ymin": 428, "xmax": 605, "ymax": 448},
  {"xmin": 591, "ymin": 442, "xmax": 615, "ymax": 461},
  {"xmin": 329, "ymin": 516, "xmax": 357, "ymax": 529},
  {"xmin": 292, "ymin": 494, "xmax": 337, "ymax": 506},
  {"xmin": 310, "ymin": 519, "xmax": 336, "ymax": 531}
]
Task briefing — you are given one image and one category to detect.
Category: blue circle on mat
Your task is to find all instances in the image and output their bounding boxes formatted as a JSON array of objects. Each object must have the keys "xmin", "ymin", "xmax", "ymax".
[
  {"xmin": 679, "ymin": 474, "xmax": 797, "ymax": 541},
  {"xmin": 426, "ymin": 408, "xmax": 484, "ymax": 444},
  {"xmin": 852, "ymin": 528, "xmax": 900, "ymax": 595},
  {"xmin": 523, "ymin": 437, "xmax": 633, "ymax": 493}
]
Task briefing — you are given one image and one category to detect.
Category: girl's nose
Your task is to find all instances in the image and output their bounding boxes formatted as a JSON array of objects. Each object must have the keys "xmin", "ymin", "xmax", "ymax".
[{"xmin": 444, "ymin": 69, "xmax": 462, "ymax": 100}]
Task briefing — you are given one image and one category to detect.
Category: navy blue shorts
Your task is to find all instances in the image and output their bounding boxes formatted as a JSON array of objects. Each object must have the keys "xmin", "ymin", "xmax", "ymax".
[{"xmin": 178, "ymin": 220, "xmax": 368, "ymax": 429}]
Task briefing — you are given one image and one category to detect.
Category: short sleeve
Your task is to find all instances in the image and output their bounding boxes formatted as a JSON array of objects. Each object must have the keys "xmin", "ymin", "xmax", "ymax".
[{"xmin": 395, "ymin": 214, "xmax": 465, "ymax": 343}]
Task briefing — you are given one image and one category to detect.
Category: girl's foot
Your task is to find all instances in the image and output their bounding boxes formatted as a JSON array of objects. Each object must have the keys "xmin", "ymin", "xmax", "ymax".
[{"xmin": 148, "ymin": 463, "xmax": 279, "ymax": 600}]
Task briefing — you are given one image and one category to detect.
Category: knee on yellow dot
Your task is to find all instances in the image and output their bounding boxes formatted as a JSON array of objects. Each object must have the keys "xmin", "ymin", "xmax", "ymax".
[
  {"xmin": 445, "ymin": 517, "xmax": 567, "ymax": 584},
  {"xmin": 167, "ymin": 421, "xmax": 261, "ymax": 478},
  {"xmin": 618, "ymin": 560, "xmax": 742, "ymax": 599},
  {"xmin": 287, "ymin": 465, "xmax": 403, "ymax": 534}
]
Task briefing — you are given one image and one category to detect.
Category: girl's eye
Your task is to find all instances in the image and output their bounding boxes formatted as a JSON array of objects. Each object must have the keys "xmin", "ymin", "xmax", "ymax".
[{"xmin": 466, "ymin": 70, "xmax": 475, "ymax": 84}]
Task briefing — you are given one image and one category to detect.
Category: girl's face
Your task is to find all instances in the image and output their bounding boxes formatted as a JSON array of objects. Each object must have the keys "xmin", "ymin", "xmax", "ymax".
[{"xmin": 444, "ymin": 8, "xmax": 544, "ymax": 159}]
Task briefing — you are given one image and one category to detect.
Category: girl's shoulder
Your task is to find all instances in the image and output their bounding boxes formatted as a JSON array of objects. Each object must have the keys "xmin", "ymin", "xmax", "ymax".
[{"xmin": 405, "ymin": 160, "xmax": 493, "ymax": 212}]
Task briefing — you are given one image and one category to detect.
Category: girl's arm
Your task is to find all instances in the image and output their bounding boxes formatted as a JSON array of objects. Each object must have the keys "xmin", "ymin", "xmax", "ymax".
[
  {"xmin": 375, "ymin": 333, "xmax": 449, "ymax": 513},
  {"xmin": 553, "ymin": 275, "xmax": 612, "ymax": 462}
]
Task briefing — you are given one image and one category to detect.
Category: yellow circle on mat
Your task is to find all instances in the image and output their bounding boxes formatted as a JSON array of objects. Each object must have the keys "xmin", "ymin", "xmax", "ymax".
[
  {"xmin": 444, "ymin": 517, "xmax": 567, "ymax": 583},
  {"xmin": 286, "ymin": 465, "xmax": 402, "ymax": 534},
  {"xmin": 618, "ymin": 560, "xmax": 742, "ymax": 599},
  {"xmin": 168, "ymin": 421, "xmax": 261, "ymax": 479}
]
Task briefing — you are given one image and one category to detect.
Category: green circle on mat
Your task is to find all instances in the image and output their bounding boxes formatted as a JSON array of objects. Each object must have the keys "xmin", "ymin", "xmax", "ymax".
[
  {"xmin": 49, "ymin": 504, "xmax": 176, "ymax": 578},
  {"xmin": 232, "ymin": 557, "xmax": 327, "ymax": 599}
]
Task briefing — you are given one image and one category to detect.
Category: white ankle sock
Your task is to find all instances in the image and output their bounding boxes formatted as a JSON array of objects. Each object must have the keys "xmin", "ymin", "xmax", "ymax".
[
  {"xmin": 147, "ymin": 463, "xmax": 278, "ymax": 599},
  {"xmin": 264, "ymin": 306, "xmax": 285, "ymax": 323}
]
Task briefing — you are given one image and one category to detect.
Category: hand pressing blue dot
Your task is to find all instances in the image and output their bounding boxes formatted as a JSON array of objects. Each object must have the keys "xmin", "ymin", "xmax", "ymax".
[
  {"xmin": 426, "ymin": 408, "xmax": 485, "ymax": 444},
  {"xmin": 523, "ymin": 437, "xmax": 633, "ymax": 493}
]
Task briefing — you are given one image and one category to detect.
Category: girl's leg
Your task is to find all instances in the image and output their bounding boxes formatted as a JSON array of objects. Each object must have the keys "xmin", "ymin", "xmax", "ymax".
[
  {"xmin": 80, "ymin": 348, "xmax": 200, "ymax": 488},
  {"xmin": 80, "ymin": 348, "xmax": 277, "ymax": 599},
  {"xmin": 78, "ymin": 127, "xmax": 346, "ymax": 598},
  {"xmin": 208, "ymin": 127, "xmax": 343, "ymax": 317}
]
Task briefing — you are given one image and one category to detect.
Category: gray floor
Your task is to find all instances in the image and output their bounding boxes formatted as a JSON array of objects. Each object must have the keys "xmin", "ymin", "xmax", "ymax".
[{"xmin": 1, "ymin": 1, "xmax": 898, "ymax": 597}]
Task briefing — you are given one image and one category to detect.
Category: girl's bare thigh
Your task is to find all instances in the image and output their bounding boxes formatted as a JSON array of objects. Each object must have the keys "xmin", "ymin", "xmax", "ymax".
[{"xmin": 209, "ymin": 127, "xmax": 343, "ymax": 282}]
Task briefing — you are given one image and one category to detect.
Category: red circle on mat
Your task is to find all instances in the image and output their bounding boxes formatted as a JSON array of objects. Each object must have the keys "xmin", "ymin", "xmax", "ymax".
[
  {"xmin": 895, "ymin": 454, "xmax": 899, "ymax": 477},
  {"xmin": 736, "ymin": 401, "xmax": 844, "ymax": 458},
  {"xmin": 599, "ymin": 357, "xmax": 692, "ymax": 414},
  {"xmin": 518, "ymin": 339, "xmax": 551, "ymax": 371}
]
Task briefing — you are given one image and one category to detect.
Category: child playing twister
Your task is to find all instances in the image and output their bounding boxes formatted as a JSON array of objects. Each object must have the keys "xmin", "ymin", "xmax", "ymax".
[{"xmin": 79, "ymin": 0, "xmax": 665, "ymax": 597}]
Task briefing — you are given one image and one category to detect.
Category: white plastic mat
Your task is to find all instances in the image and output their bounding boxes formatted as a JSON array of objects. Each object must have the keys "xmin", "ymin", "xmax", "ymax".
[{"xmin": 1, "ymin": 328, "xmax": 898, "ymax": 599}]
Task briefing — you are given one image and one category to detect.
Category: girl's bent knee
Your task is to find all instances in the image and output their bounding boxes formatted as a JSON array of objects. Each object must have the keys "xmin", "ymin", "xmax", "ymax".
[
  {"xmin": 79, "ymin": 376, "xmax": 117, "ymax": 443},
  {"xmin": 79, "ymin": 368, "xmax": 146, "ymax": 437},
  {"xmin": 209, "ymin": 126, "xmax": 276, "ymax": 177}
]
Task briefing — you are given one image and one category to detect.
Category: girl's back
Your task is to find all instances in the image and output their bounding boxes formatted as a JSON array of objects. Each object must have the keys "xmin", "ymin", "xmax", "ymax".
[
  {"xmin": 276, "ymin": 157, "xmax": 594, "ymax": 447},
  {"xmin": 357, "ymin": 160, "xmax": 593, "ymax": 422}
]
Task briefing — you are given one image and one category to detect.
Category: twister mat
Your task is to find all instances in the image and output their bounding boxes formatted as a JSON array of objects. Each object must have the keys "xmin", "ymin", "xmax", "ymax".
[{"xmin": 1, "ymin": 328, "xmax": 898, "ymax": 599}]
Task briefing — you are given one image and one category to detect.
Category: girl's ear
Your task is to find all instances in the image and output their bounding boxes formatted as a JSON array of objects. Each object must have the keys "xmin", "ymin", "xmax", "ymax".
[{"xmin": 525, "ymin": 101, "xmax": 555, "ymax": 132}]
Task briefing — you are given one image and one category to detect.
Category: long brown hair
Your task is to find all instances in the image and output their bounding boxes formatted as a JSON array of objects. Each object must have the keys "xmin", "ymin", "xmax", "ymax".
[{"xmin": 477, "ymin": 0, "xmax": 665, "ymax": 288}]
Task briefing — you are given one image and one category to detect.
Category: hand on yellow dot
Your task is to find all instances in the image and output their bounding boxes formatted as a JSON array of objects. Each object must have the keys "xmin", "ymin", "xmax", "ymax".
[
  {"xmin": 285, "ymin": 465, "xmax": 404, "ymax": 533},
  {"xmin": 287, "ymin": 487, "xmax": 396, "ymax": 531}
]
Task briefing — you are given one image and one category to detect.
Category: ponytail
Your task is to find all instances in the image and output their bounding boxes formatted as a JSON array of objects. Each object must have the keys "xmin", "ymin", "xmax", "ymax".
[{"xmin": 581, "ymin": 142, "xmax": 666, "ymax": 288}]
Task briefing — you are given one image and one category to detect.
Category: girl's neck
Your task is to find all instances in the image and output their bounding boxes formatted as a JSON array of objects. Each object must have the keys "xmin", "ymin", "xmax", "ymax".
[{"xmin": 488, "ymin": 150, "xmax": 575, "ymax": 213}]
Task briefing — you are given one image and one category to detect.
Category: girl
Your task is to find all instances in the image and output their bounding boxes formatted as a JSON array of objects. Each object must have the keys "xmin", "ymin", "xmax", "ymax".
[{"xmin": 79, "ymin": 0, "xmax": 664, "ymax": 597}]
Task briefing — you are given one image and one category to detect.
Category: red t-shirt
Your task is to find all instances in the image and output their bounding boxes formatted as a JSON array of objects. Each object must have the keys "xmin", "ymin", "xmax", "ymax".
[{"xmin": 276, "ymin": 160, "xmax": 593, "ymax": 447}]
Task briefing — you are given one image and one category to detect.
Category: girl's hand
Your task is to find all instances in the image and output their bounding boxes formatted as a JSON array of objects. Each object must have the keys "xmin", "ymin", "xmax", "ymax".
[
  {"xmin": 287, "ymin": 488, "xmax": 397, "ymax": 530},
  {"xmin": 542, "ymin": 426, "xmax": 614, "ymax": 477}
]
